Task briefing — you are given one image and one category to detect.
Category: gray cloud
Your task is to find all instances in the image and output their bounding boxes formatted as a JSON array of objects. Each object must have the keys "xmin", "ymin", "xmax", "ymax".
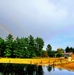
[{"xmin": 1, "ymin": 0, "xmax": 74, "ymax": 50}]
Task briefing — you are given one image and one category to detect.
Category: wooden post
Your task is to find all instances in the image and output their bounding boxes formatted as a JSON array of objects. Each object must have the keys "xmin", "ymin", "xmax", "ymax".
[
  {"xmin": 48, "ymin": 60, "xmax": 50, "ymax": 63},
  {"xmin": 9, "ymin": 60, "xmax": 10, "ymax": 64},
  {"xmin": 60, "ymin": 59, "xmax": 62, "ymax": 64},
  {"xmin": 40, "ymin": 60, "xmax": 42, "ymax": 64},
  {"xmin": 30, "ymin": 61, "xmax": 32, "ymax": 64}
]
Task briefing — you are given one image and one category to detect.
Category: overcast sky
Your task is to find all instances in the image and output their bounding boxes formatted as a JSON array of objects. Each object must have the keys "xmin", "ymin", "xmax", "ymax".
[{"xmin": 0, "ymin": 0, "xmax": 74, "ymax": 50}]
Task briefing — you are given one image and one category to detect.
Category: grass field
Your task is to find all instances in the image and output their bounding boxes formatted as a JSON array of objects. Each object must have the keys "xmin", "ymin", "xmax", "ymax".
[{"xmin": 0, "ymin": 57, "xmax": 59, "ymax": 65}]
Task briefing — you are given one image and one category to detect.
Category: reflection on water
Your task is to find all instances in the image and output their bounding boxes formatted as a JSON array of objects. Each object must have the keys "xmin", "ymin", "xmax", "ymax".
[
  {"xmin": 0, "ymin": 64, "xmax": 44, "ymax": 75},
  {"xmin": 47, "ymin": 65, "xmax": 52, "ymax": 72},
  {"xmin": 0, "ymin": 64, "xmax": 74, "ymax": 75},
  {"xmin": 36, "ymin": 65, "xmax": 44, "ymax": 75}
]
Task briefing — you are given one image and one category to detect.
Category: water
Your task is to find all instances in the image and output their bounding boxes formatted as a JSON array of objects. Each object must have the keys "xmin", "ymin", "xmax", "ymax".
[
  {"xmin": 43, "ymin": 66, "xmax": 74, "ymax": 75},
  {"xmin": 0, "ymin": 64, "xmax": 74, "ymax": 75}
]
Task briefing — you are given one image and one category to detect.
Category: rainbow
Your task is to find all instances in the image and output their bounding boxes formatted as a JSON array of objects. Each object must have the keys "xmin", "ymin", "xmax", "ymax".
[
  {"xmin": 0, "ymin": 25, "xmax": 15, "ymax": 39},
  {"xmin": 9, "ymin": 13, "xmax": 30, "ymax": 36}
]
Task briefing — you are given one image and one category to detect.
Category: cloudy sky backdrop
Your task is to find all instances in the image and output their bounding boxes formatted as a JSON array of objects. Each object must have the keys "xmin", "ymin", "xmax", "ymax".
[{"xmin": 0, "ymin": 0, "xmax": 74, "ymax": 50}]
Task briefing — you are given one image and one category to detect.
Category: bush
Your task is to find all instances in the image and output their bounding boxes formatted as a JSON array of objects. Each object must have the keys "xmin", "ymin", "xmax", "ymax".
[{"xmin": 56, "ymin": 53, "xmax": 63, "ymax": 57}]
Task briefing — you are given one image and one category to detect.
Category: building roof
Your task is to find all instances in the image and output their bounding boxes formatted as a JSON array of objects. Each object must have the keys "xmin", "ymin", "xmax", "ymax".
[{"xmin": 63, "ymin": 52, "xmax": 72, "ymax": 55}]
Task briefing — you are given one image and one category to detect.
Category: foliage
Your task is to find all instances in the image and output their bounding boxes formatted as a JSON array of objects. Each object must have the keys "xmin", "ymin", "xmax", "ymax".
[
  {"xmin": 56, "ymin": 53, "xmax": 63, "ymax": 57},
  {"xmin": 42, "ymin": 50, "xmax": 48, "ymax": 57},
  {"xmin": 65, "ymin": 46, "xmax": 74, "ymax": 53},
  {"xmin": 4, "ymin": 34, "xmax": 14, "ymax": 57},
  {"xmin": 24, "ymin": 49, "xmax": 30, "ymax": 58},
  {"xmin": 1, "ymin": 34, "xmax": 74, "ymax": 58},
  {"xmin": 35, "ymin": 37, "xmax": 44, "ymax": 56},
  {"xmin": 27, "ymin": 35, "xmax": 36, "ymax": 57},
  {"xmin": 4, "ymin": 48, "xmax": 11, "ymax": 57},
  {"xmin": 49, "ymin": 51, "xmax": 56, "ymax": 57},
  {"xmin": 56, "ymin": 48, "xmax": 64, "ymax": 57},
  {"xmin": 46, "ymin": 44, "xmax": 52, "ymax": 52},
  {"xmin": 46, "ymin": 44, "xmax": 52, "ymax": 57},
  {"xmin": 0, "ymin": 37, "xmax": 5, "ymax": 56},
  {"xmin": 57, "ymin": 48, "xmax": 64, "ymax": 53},
  {"xmin": 0, "ymin": 34, "xmax": 44, "ymax": 58}
]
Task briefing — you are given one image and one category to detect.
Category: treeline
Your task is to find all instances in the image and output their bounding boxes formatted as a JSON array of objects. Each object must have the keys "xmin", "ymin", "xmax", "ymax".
[
  {"xmin": 46, "ymin": 44, "xmax": 64, "ymax": 57},
  {"xmin": 0, "ymin": 34, "xmax": 74, "ymax": 58},
  {"xmin": 45, "ymin": 44, "xmax": 74, "ymax": 57},
  {"xmin": 65, "ymin": 46, "xmax": 74, "ymax": 53},
  {"xmin": 0, "ymin": 34, "xmax": 44, "ymax": 58}
]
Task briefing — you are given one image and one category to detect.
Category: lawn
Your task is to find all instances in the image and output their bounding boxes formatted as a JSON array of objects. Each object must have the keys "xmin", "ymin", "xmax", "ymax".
[{"xmin": 0, "ymin": 57, "xmax": 59, "ymax": 65}]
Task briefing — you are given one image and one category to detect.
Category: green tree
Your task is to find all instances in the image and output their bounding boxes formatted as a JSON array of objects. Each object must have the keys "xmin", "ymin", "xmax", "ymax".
[
  {"xmin": 69, "ymin": 47, "xmax": 73, "ymax": 52},
  {"xmin": 27, "ymin": 35, "xmax": 36, "ymax": 57},
  {"xmin": 23, "ymin": 37, "xmax": 31, "ymax": 58},
  {"xmin": 4, "ymin": 34, "xmax": 14, "ymax": 57},
  {"xmin": 35, "ymin": 37, "xmax": 44, "ymax": 56},
  {"xmin": 13, "ymin": 37, "xmax": 25, "ymax": 58},
  {"xmin": 57, "ymin": 48, "xmax": 64, "ymax": 53},
  {"xmin": 65, "ymin": 46, "xmax": 74, "ymax": 53},
  {"xmin": 46, "ymin": 44, "xmax": 52, "ymax": 51},
  {"xmin": 4, "ymin": 48, "xmax": 11, "ymax": 57},
  {"xmin": 46, "ymin": 44, "xmax": 52, "ymax": 56},
  {"xmin": 56, "ymin": 48, "xmax": 64, "ymax": 57},
  {"xmin": 49, "ymin": 51, "xmax": 56, "ymax": 57},
  {"xmin": 65, "ymin": 46, "xmax": 69, "ymax": 52},
  {"xmin": 42, "ymin": 50, "xmax": 48, "ymax": 57},
  {"xmin": 73, "ymin": 48, "xmax": 74, "ymax": 53},
  {"xmin": 0, "ymin": 34, "xmax": 45, "ymax": 58},
  {"xmin": 13, "ymin": 49, "xmax": 25, "ymax": 58},
  {"xmin": 0, "ymin": 37, "xmax": 5, "ymax": 57},
  {"xmin": 24, "ymin": 49, "xmax": 30, "ymax": 58}
]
